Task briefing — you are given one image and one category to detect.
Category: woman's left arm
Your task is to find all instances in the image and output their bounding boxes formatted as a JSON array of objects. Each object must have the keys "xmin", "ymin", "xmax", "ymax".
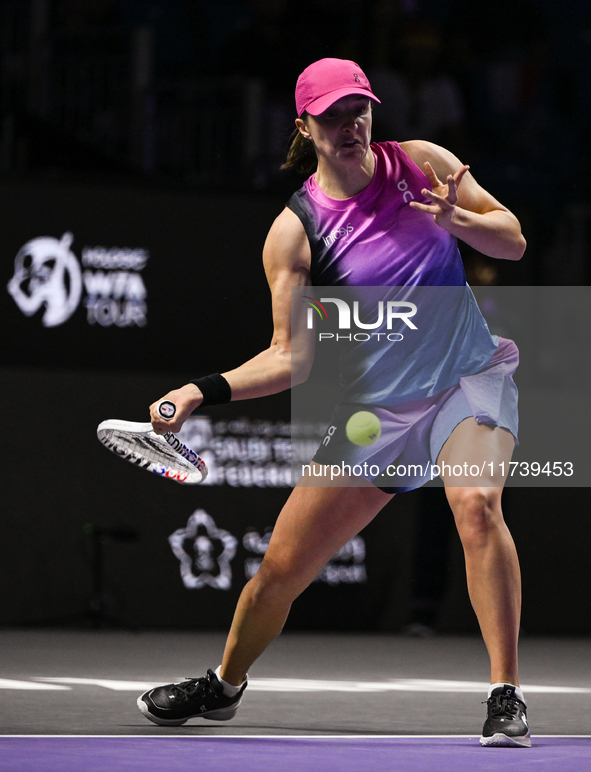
[{"xmin": 401, "ymin": 139, "xmax": 526, "ymax": 261}]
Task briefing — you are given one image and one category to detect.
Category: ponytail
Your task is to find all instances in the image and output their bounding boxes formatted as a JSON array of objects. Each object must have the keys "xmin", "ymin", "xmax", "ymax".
[{"xmin": 281, "ymin": 115, "xmax": 317, "ymax": 176}]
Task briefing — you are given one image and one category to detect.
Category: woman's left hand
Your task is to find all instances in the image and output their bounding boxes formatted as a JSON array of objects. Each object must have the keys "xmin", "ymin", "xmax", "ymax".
[{"xmin": 409, "ymin": 162, "xmax": 470, "ymax": 230}]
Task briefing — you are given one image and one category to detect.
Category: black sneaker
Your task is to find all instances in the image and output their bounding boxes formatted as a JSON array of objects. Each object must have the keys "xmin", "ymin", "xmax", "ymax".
[
  {"xmin": 137, "ymin": 670, "xmax": 246, "ymax": 726},
  {"xmin": 480, "ymin": 684, "xmax": 531, "ymax": 747}
]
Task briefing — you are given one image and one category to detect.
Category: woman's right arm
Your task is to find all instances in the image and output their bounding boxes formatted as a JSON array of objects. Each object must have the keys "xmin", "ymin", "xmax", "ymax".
[{"xmin": 149, "ymin": 207, "xmax": 313, "ymax": 434}]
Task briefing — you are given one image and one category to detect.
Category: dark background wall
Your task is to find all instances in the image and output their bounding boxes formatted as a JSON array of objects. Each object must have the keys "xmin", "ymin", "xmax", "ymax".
[
  {"xmin": 1, "ymin": 0, "xmax": 590, "ymax": 635},
  {"xmin": 2, "ymin": 177, "xmax": 591, "ymax": 635},
  {"xmin": 3, "ymin": 358, "xmax": 591, "ymax": 634}
]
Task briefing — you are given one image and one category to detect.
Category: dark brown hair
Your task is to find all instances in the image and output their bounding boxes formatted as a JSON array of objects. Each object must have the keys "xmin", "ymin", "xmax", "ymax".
[{"xmin": 281, "ymin": 114, "xmax": 317, "ymax": 176}]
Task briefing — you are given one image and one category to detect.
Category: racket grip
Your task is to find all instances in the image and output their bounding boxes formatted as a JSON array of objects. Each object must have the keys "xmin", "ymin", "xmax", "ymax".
[{"xmin": 157, "ymin": 400, "xmax": 177, "ymax": 420}]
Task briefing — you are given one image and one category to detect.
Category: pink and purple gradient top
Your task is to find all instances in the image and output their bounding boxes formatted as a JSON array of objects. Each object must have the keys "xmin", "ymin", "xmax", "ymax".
[
  {"xmin": 287, "ymin": 142, "xmax": 504, "ymax": 407},
  {"xmin": 288, "ymin": 141, "xmax": 465, "ymax": 288}
]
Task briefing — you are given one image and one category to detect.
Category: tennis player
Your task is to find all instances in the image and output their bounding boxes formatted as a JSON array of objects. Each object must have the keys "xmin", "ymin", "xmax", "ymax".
[{"xmin": 138, "ymin": 58, "xmax": 530, "ymax": 747}]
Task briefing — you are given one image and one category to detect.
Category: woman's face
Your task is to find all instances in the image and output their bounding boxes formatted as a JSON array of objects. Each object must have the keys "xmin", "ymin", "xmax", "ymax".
[{"xmin": 297, "ymin": 95, "xmax": 372, "ymax": 166}]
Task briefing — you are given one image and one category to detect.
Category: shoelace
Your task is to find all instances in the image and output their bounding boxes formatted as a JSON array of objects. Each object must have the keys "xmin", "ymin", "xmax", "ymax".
[
  {"xmin": 483, "ymin": 695, "xmax": 522, "ymax": 719},
  {"xmin": 170, "ymin": 671, "xmax": 217, "ymax": 703}
]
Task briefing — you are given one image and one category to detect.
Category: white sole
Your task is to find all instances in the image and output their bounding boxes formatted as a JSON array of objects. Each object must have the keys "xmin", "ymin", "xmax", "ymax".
[
  {"xmin": 137, "ymin": 693, "xmax": 243, "ymax": 726},
  {"xmin": 480, "ymin": 732, "xmax": 532, "ymax": 748}
]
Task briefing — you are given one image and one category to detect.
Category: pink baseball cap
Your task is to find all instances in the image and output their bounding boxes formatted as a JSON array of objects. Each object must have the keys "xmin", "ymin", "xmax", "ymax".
[{"xmin": 295, "ymin": 58, "xmax": 380, "ymax": 117}]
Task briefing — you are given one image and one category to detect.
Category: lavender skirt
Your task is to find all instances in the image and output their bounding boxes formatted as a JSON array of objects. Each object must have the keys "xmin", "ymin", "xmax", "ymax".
[{"xmin": 312, "ymin": 337, "xmax": 519, "ymax": 491}]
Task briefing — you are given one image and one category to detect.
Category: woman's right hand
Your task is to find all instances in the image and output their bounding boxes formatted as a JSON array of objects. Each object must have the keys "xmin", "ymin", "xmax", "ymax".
[{"xmin": 149, "ymin": 383, "xmax": 203, "ymax": 434}]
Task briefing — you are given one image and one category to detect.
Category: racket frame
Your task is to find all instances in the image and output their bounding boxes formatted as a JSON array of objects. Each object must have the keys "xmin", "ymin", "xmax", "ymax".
[{"xmin": 97, "ymin": 419, "xmax": 207, "ymax": 484}]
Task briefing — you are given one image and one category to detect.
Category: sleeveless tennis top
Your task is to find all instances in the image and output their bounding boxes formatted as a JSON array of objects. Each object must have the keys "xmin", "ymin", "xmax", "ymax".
[{"xmin": 287, "ymin": 141, "xmax": 499, "ymax": 406}]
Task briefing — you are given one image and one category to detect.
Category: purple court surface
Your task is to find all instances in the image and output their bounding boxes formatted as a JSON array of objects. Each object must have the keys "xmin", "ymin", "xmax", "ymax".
[
  {"xmin": 1, "ymin": 631, "xmax": 591, "ymax": 769},
  {"xmin": 2, "ymin": 737, "xmax": 591, "ymax": 772}
]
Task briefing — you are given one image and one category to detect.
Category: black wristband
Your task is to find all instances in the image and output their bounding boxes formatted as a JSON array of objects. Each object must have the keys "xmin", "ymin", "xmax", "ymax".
[{"xmin": 191, "ymin": 373, "xmax": 232, "ymax": 407}]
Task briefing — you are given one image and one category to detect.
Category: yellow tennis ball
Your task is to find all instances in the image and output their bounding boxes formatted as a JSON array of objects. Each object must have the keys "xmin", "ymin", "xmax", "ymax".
[{"xmin": 346, "ymin": 411, "xmax": 381, "ymax": 446}]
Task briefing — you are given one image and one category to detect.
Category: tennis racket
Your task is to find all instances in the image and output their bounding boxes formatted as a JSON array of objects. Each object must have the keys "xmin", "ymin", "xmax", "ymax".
[{"xmin": 97, "ymin": 400, "xmax": 207, "ymax": 485}]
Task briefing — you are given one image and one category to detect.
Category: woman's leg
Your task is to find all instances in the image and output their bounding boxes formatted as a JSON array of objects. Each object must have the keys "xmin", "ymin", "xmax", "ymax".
[
  {"xmin": 439, "ymin": 419, "xmax": 521, "ymax": 685},
  {"xmin": 220, "ymin": 466, "xmax": 394, "ymax": 685}
]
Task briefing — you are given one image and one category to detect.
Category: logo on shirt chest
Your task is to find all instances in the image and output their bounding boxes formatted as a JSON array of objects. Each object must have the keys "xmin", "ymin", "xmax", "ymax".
[
  {"xmin": 321, "ymin": 179, "xmax": 416, "ymax": 250},
  {"xmin": 322, "ymin": 223, "xmax": 354, "ymax": 247},
  {"xmin": 398, "ymin": 178, "xmax": 415, "ymax": 203}
]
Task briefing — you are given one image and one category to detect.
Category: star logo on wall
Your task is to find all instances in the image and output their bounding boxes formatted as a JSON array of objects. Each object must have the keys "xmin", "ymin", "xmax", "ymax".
[{"xmin": 169, "ymin": 509, "xmax": 237, "ymax": 590}]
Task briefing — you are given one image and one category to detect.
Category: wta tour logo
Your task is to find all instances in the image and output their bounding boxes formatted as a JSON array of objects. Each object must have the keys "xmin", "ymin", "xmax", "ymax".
[
  {"xmin": 303, "ymin": 295, "xmax": 418, "ymax": 341},
  {"xmin": 7, "ymin": 233, "xmax": 82, "ymax": 327},
  {"xmin": 7, "ymin": 232, "xmax": 148, "ymax": 328}
]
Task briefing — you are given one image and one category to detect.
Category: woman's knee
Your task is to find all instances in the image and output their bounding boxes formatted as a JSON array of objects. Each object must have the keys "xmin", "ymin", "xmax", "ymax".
[
  {"xmin": 446, "ymin": 486, "xmax": 503, "ymax": 548},
  {"xmin": 246, "ymin": 555, "xmax": 312, "ymax": 608}
]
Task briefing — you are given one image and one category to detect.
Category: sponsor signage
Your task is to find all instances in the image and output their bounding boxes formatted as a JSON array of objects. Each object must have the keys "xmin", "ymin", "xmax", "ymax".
[
  {"xmin": 178, "ymin": 416, "xmax": 326, "ymax": 489},
  {"xmin": 169, "ymin": 509, "xmax": 367, "ymax": 590}
]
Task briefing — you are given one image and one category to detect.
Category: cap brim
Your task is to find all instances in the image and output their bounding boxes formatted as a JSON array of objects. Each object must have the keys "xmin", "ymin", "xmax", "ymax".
[{"xmin": 303, "ymin": 88, "xmax": 381, "ymax": 116}]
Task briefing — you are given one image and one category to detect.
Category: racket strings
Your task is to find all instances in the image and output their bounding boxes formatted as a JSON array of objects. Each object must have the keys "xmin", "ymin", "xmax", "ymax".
[
  {"xmin": 105, "ymin": 429, "xmax": 196, "ymax": 473},
  {"xmin": 138, "ymin": 434, "xmax": 193, "ymax": 469}
]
